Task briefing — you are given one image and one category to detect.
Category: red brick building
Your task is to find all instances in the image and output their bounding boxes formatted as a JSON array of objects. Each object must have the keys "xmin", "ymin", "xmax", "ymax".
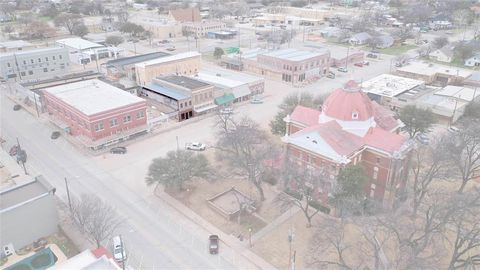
[
  {"xmin": 283, "ymin": 81, "xmax": 412, "ymax": 207},
  {"xmin": 43, "ymin": 79, "xmax": 147, "ymax": 149}
]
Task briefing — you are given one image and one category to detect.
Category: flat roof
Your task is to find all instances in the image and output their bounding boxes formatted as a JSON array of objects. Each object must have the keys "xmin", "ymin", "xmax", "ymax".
[
  {"xmin": 261, "ymin": 48, "xmax": 327, "ymax": 61},
  {"xmin": 200, "ymin": 66, "xmax": 263, "ymax": 84},
  {"xmin": 362, "ymin": 74, "xmax": 425, "ymax": 98},
  {"xmin": 397, "ymin": 61, "xmax": 473, "ymax": 78},
  {"xmin": 194, "ymin": 73, "xmax": 244, "ymax": 88},
  {"xmin": 106, "ymin": 52, "xmax": 170, "ymax": 69},
  {"xmin": 0, "ymin": 177, "xmax": 50, "ymax": 212},
  {"xmin": 159, "ymin": 75, "xmax": 210, "ymax": 90},
  {"xmin": 435, "ymin": 85, "xmax": 480, "ymax": 102},
  {"xmin": 0, "ymin": 40, "xmax": 33, "ymax": 49},
  {"xmin": 136, "ymin": 51, "xmax": 201, "ymax": 68},
  {"xmin": 143, "ymin": 83, "xmax": 189, "ymax": 100},
  {"xmin": 56, "ymin": 38, "xmax": 104, "ymax": 50},
  {"xmin": 43, "ymin": 79, "xmax": 145, "ymax": 116},
  {"xmin": 0, "ymin": 47, "xmax": 67, "ymax": 58}
]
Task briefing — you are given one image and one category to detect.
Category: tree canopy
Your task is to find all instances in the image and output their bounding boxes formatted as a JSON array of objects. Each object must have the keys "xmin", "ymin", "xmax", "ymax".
[{"xmin": 398, "ymin": 105, "xmax": 436, "ymax": 138}]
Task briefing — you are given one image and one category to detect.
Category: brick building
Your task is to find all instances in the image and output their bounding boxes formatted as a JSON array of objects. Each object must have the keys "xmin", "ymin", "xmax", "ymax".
[
  {"xmin": 43, "ymin": 79, "xmax": 147, "ymax": 148},
  {"xmin": 283, "ymin": 81, "xmax": 412, "ymax": 207}
]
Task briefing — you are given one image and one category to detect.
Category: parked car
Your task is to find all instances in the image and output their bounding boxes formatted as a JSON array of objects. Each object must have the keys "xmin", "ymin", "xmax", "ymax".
[
  {"xmin": 209, "ymin": 235, "xmax": 219, "ymax": 254},
  {"xmin": 326, "ymin": 72, "xmax": 335, "ymax": 79},
  {"xmin": 9, "ymin": 145, "xmax": 19, "ymax": 156},
  {"xmin": 186, "ymin": 142, "xmax": 206, "ymax": 151},
  {"xmin": 219, "ymin": 107, "xmax": 234, "ymax": 115},
  {"xmin": 448, "ymin": 126, "xmax": 460, "ymax": 133},
  {"xmin": 50, "ymin": 131, "xmax": 61, "ymax": 140},
  {"xmin": 166, "ymin": 46, "xmax": 176, "ymax": 51},
  {"xmin": 13, "ymin": 104, "xmax": 21, "ymax": 111},
  {"xmin": 354, "ymin": 62, "xmax": 363, "ymax": 67},
  {"xmin": 363, "ymin": 61, "xmax": 370, "ymax": 66},
  {"xmin": 367, "ymin": 53, "xmax": 378, "ymax": 59},
  {"xmin": 110, "ymin": 146, "xmax": 127, "ymax": 154},
  {"xmin": 337, "ymin": 67, "xmax": 348, "ymax": 73},
  {"xmin": 112, "ymin": 236, "xmax": 127, "ymax": 262},
  {"xmin": 250, "ymin": 96, "xmax": 263, "ymax": 104}
]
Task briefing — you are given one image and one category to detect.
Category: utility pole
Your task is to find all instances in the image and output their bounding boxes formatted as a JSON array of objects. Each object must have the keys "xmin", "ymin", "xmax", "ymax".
[
  {"xmin": 64, "ymin": 177, "xmax": 72, "ymax": 212},
  {"xmin": 176, "ymin": 136, "xmax": 179, "ymax": 152}
]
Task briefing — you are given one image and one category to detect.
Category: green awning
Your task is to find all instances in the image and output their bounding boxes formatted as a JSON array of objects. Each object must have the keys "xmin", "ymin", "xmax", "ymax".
[{"xmin": 215, "ymin": 94, "xmax": 235, "ymax": 105}]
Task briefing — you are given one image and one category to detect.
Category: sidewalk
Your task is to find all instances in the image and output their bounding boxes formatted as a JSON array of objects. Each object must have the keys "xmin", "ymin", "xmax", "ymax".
[
  {"xmin": 154, "ymin": 188, "xmax": 277, "ymax": 270},
  {"xmin": 250, "ymin": 206, "xmax": 300, "ymax": 244}
]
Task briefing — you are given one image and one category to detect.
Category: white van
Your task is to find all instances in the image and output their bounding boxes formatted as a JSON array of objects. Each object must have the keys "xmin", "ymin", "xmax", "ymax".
[{"xmin": 112, "ymin": 236, "xmax": 127, "ymax": 262}]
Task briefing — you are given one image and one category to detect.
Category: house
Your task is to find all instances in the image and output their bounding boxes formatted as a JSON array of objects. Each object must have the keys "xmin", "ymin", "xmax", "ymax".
[
  {"xmin": 0, "ymin": 47, "xmax": 70, "ymax": 82},
  {"xmin": 135, "ymin": 51, "xmax": 202, "ymax": 86},
  {"xmin": 43, "ymin": 79, "xmax": 148, "ymax": 149},
  {"xmin": 465, "ymin": 53, "xmax": 480, "ymax": 67},
  {"xmin": 377, "ymin": 34, "xmax": 394, "ymax": 49},
  {"xmin": 140, "ymin": 75, "xmax": 216, "ymax": 121},
  {"xmin": 0, "ymin": 176, "xmax": 58, "ymax": 254},
  {"xmin": 349, "ymin": 32, "xmax": 371, "ymax": 46},
  {"xmin": 283, "ymin": 81, "xmax": 411, "ymax": 207},
  {"xmin": 430, "ymin": 46, "xmax": 454, "ymax": 63}
]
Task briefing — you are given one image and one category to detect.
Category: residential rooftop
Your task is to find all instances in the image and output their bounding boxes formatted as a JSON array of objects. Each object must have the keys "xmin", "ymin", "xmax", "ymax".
[
  {"xmin": 361, "ymin": 74, "xmax": 425, "ymax": 98},
  {"xmin": 158, "ymin": 75, "xmax": 210, "ymax": 90},
  {"xmin": 135, "ymin": 51, "xmax": 201, "ymax": 68},
  {"xmin": 43, "ymin": 79, "xmax": 145, "ymax": 116},
  {"xmin": 397, "ymin": 61, "xmax": 473, "ymax": 78}
]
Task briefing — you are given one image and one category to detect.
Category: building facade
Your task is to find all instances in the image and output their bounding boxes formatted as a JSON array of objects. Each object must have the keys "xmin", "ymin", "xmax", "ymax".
[
  {"xmin": 0, "ymin": 176, "xmax": 58, "ymax": 254},
  {"xmin": 135, "ymin": 51, "xmax": 202, "ymax": 86},
  {"xmin": 182, "ymin": 21, "xmax": 227, "ymax": 38},
  {"xmin": 0, "ymin": 47, "xmax": 70, "ymax": 81},
  {"xmin": 43, "ymin": 79, "xmax": 147, "ymax": 148},
  {"xmin": 283, "ymin": 81, "xmax": 411, "ymax": 208},
  {"xmin": 55, "ymin": 38, "xmax": 123, "ymax": 65}
]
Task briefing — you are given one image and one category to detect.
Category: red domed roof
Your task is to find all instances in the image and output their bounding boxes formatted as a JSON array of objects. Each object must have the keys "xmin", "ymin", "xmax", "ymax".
[{"xmin": 322, "ymin": 80, "xmax": 374, "ymax": 121}]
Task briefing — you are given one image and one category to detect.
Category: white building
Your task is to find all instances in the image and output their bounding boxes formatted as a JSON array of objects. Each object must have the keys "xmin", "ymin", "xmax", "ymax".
[
  {"xmin": 0, "ymin": 40, "xmax": 36, "ymax": 53},
  {"xmin": 430, "ymin": 46, "xmax": 454, "ymax": 63},
  {"xmin": 55, "ymin": 38, "xmax": 124, "ymax": 65},
  {"xmin": 465, "ymin": 53, "xmax": 480, "ymax": 67},
  {"xmin": 0, "ymin": 47, "xmax": 70, "ymax": 82}
]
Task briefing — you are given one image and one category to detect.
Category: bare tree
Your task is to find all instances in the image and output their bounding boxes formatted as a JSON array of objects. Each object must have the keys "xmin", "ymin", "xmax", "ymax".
[
  {"xmin": 215, "ymin": 116, "xmax": 277, "ymax": 201},
  {"xmin": 71, "ymin": 194, "xmax": 124, "ymax": 248},
  {"xmin": 54, "ymin": 13, "xmax": 82, "ymax": 34},
  {"xmin": 444, "ymin": 122, "xmax": 480, "ymax": 193}
]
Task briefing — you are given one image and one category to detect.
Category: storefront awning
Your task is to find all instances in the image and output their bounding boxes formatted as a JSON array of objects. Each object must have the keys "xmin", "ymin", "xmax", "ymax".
[{"xmin": 215, "ymin": 94, "xmax": 235, "ymax": 105}]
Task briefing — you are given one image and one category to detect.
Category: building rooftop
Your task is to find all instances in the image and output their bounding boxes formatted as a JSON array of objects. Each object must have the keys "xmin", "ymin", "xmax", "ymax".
[
  {"xmin": 143, "ymin": 83, "xmax": 189, "ymax": 100},
  {"xmin": 434, "ymin": 85, "xmax": 480, "ymax": 102},
  {"xmin": 169, "ymin": 7, "xmax": 201, "ymax": 22},
  {"xmin": 0, "ymin": 176, "xmax": 53, "ymax": 213},
  {"xmin": 56, "ymin": 38, "xmax": 104, "ymax": 50},
  {"xmin": 135, "ymin": 51, "xmax": 201, "ymax": 68},
  {"xmin": 106, "ymin": 52, "xmax": 170, "ymax": 69},
  {"xmin": 397, "ymin": 61, "xmax": 473, "ymax": 78},
  {"xmin": 200, "ymin": 67, "xmax": 263, "ymax": 84},
  {"xmin": 0, "ymin": 47, "xmax": 67, "ymax": 58},
  {"xmin": 50, "ymin": 249, "xmax": 121, "ymax": 270},
  {"xmin": 361, "ymin": 74, "xmax": 425, "ymax": 98},
  {"xmin": 0, "ymin": 40, "xmax": 33, "ymax": 50},
  {"xmin": 159, "ymin": 75, "xmax": 210, "ymax": 90},
  {"xmin": 261, "ymin": 48, "xmax": 328, "ymax": 61},
  {"xmin": 43, "ymin": 79, "xmax": 145, "ymax": 116}
]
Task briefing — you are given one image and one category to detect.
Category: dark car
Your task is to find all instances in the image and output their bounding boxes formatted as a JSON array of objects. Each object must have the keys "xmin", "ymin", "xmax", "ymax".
[
  {"xmin": 110, "ymin": 146, "xmax": 127, "ymax": 154},
  {"xmin": 51, "ymin": 131, "xmax": 61, "ymax": 140},
  {"xmin": 209, "ymin": 235, "xmax": 219, "ymax": 254},
  {"xmin": 367, "ymin": 53, "xmax": 378, "ymax": 59},
  {"xmin": 13, "ymin": 104, "xmax": 21, "ymax": 111},
  {"xmin": 354, "ymin": 62, "xmax": 363, "ymax": 67},
  {"xmin": 16, "ymin": 149, "xmax": 27, "ymax": 164}
]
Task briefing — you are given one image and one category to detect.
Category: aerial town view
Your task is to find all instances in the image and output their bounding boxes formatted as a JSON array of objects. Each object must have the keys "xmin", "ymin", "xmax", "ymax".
[{"xmin": 1, "ymin": 0, "xmax": 480, "ymax": 269}]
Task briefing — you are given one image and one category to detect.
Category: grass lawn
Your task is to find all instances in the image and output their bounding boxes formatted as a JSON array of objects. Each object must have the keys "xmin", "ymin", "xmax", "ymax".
[
  {"xmin": 380, "ymin": 44, "xmax": 417, "ymax": 55},
  {"xmin": 421, "ymin": 56, "xmax": 478, "ymax": 70}
]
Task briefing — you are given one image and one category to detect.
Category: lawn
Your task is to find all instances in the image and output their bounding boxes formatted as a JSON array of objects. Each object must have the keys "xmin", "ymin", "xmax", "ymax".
[{"xmin": 380, "ymin": 44, "xmax": 417, "ymax": 55}]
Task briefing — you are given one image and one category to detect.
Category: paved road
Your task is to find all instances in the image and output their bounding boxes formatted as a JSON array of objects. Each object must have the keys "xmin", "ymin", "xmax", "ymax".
[{"xmin": 0, "ymin": 94, "xmax": 248, "ymax": 270}]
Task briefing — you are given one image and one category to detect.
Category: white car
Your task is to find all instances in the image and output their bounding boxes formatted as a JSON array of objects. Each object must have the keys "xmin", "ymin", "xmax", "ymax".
[
  {"xmin": 448, "ymin": 126, "xmax": 460, "ymax": 133},
  {"xmin": 186, "ymin": 142, "xmax": 206, "ymax": 151},
  {"xmin": 112, "ymin": 236, "xmax": 127, "ymax": 262}
]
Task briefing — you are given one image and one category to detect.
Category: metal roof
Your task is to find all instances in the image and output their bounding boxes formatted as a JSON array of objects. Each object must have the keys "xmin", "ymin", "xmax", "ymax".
[
  {"xmin": 159, "ymin": 75, "xmax": 210, "ymax": 90},
  {"xmin": 106, "ymin": 52, "xmax": 170, "ymax": 69},
  {"xmin": 136, "ymin": 51, "xmax": 201, "ymax": 67},
  {"xmin": 143, "ymin": 83, "xmax": 189, "ymax": 100},
  {"xmin": 261, "ymin": 49, "xmax": 326, "ymax": 61},
  {"xmin": 56, "ymin": 38, "xmax": 104, "ymax": 50}
]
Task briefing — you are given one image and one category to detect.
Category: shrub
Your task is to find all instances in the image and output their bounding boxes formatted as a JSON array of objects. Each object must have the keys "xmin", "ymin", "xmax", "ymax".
[
  {"xmin": 284, "ymin": 188, "xmax": 303, "ymax": 200},
  {"xmin": 308, "ymin": 200, "xmax": 331, "ymax": 214}
]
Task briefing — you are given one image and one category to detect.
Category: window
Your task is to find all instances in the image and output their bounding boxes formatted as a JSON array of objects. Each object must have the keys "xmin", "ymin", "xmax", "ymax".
[
  {"xmin": 180, "ymin": 103, "xmax": 183, "ymax": 109},
  {"xmin": 110, "ymin": 118, "xmax": 118, "ymax": 127},
  {"xmin": 95, "ymin": 122, "xmax": 104, "ymax": 132},
  {"xmin": 136, "ymin": 111, "xmax": 144, "ymax": 119},
  {"xmin": 38, "ymin": 58, "xmax": 41, "ymax": 63},
  {"xmin": 123, "ymin": 115, "xmax": 131, "ymax": 123},
  {"xmin": 43, "ymin": 68, "xmax": 48, "ymax": 72},
  {"xmin": 7, "ymin": 62, "xmax": 11, "ymax": 67},
  {"xmin": 376, "ymin": 157, "xmax": 380, "ymax": 164},
  {"xmin": 23, "ymin": 60, "xmax": 26, "ymax": 65},
  {"xmin": 52, "ymin": 56, "xmax": 56, "ymax": 60},
  {"xmin": 20, "ymin": 72, "xmax": 26, "ymax": 76},
  {"xmin": 45, "ymin": 57, "xmax": 48, "ymax": 61},
  {"xmin": 189, "ymin": 101, "xmax": 192, "ymax": 106},
  {"xmin": 28, "ymin": 70, "xmax": 33, "ymax": 75},
  {"xmin": 30, "ymin": 59, "xmax": 34, "ymax": 64},
  {"xmin": 352, "ymin": 112, "xmax": 358, "ymax": 120},
  {"xmin": 59, "ymin": 55, "xmax": 63, "ymax": 59},
  {"xmin": 373, "ymin": 167, "xmax": 379, "ymax": 180}
]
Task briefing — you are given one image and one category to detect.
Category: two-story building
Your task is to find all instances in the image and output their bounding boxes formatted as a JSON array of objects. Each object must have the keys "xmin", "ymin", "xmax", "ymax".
[
  {"xmin": 283, "ymin": 81, "xmax": 411, "ymax": 208},
  {"xmin": 43, "ymin": 79, "xmax": 147, "ymax": 149}
]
